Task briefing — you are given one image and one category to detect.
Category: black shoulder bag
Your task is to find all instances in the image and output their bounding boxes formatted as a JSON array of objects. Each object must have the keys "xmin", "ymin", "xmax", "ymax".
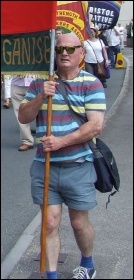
[{"xmin": 57, "ymin": 78, "xmax": 120, "ymax": 208}]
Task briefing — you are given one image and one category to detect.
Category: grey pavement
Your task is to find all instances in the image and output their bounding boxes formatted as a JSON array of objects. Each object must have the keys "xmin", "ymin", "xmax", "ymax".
[{"xmin": 1, "ymin": 47, "xmax": 133, "ymax": 279}]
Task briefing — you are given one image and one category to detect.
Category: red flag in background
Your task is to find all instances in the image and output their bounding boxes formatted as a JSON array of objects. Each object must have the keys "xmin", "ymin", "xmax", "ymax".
[
  {"xmin": 56, "ymin": 1, "xmax": 91, "ymax": 69},
  {"xmin": 1, "ymin": 1, "xmax": 57, "ymax": 75},
  {"xmin": 1, "ymin": 1, "xmax": 57, "ymax": 34}
]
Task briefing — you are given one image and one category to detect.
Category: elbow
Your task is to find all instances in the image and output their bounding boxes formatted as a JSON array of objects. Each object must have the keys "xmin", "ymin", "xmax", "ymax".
[{"xmin": 95, "ymin": 124, "xmax": 103, "ymax": 136}]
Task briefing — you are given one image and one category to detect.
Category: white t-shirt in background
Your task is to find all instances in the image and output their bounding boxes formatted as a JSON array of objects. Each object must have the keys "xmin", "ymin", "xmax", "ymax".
[
  {"xmin": 104, "ymin": 27, "xmax": 120, "ymax": 46},
  {"xmin": 84, "ymin": 39, "xmax": 105, "ymax": 63}
]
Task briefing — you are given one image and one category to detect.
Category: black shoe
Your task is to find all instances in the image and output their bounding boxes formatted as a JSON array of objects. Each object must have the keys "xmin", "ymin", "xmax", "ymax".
[
  {"xmin": 110, "ymin": 65, "xmax": 115, "ymax": 69},
  {"xmin": 103, "ymin": 83, "xmax": 107, "ymax": 88},
  {"xmin": 31, "ymin": 129, "xmax": 36, "ymax": 135}
]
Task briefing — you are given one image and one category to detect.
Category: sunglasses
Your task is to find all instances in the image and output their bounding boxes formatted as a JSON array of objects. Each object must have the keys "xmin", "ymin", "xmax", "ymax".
[{"xmin": 55, "ymin": 45, "xmax": 82, "ymax": 54}]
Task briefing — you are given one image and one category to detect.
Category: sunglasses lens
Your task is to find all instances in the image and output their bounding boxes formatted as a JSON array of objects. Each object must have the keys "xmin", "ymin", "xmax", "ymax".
[
  {"xmin": 55, "ymin": 46, "xmax": 76, "ymax": 54},
  {"xmin": 55, "ymin": 46, "xmax": 62, "ymax": 54},
  {"xmin": 66, "ymin": 47, "xmax": 75, "ymax": 54}
]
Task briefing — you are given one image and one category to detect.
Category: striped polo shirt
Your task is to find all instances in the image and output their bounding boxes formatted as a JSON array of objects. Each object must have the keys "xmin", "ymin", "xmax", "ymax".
[{"xmin": 22, "ymin": 70, "xmax": 106, "ymax": 162}]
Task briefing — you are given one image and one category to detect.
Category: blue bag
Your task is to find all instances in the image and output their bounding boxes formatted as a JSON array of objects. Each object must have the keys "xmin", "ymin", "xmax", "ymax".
[{"xmin": 105, "ymin": 66, "xmax": 110, "ymax": 79}]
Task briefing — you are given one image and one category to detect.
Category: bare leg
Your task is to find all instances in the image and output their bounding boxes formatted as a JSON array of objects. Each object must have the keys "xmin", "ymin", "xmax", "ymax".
[
  {"xmin": 40, "ymin": 204, "xmax": 62, "ymax": 271},
  {"xmin": 68, "ymin": 209, "xmax": 94, "ymax": 256}
]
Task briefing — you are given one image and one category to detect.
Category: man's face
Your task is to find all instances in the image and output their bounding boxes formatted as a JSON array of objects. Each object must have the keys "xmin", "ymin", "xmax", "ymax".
[
  {"xmin": 56, "ymin": 31, "xmax": 63, "ymax": 38},
  {"xmin": 55, "ymin": 35, "xmax": 84, "ymax": 70}
]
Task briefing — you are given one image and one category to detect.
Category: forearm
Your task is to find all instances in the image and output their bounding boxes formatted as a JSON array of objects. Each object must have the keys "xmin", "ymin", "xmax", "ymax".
[
  {"xmin": 103, "ymin": 48, "xmax": 108, "ymax": 62},
  {"xmin": 42, "ymin": 111, "xmax": 105, "ymax": 152},
  {"xmin": 18, "ymin": 93, "xmax": 45, "ymax": 123},
  {"xmin": 114, "ymin": 28, "xmax": 119, "ymax": 36},
  {"xmin": 60, "ymin": 121, "xmax": 103, "ymax": 148}
]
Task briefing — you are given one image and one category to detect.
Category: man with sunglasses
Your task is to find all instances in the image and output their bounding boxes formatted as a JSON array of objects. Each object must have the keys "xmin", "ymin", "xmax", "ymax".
[{"xmin": 18, "ymin": 33, "xmax": 106, "ymax": 279}]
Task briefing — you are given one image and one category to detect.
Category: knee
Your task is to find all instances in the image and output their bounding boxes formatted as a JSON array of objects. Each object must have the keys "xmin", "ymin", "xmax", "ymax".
[
  {"xmin": 41, "ymin": 205, "xmax": 61, "ymax": 236},
  {"xmin": 46, "ymin": 213, "xmax": 60, "ymax": 235},
  {"xmin": 71, "ymin": 218, "xmax": 84, "ymax": 232}
]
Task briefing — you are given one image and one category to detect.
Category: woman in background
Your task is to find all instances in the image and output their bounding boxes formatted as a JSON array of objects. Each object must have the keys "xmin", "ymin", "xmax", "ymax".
[{"xmin": 84, "ymin": 25, "xmax": 109, "ymax": 88}]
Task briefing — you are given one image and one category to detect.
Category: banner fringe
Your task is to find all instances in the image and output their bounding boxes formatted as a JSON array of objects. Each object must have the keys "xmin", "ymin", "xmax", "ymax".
[{"xmin": 1, "ymin": 72, "xmax": 50, "ymax": 80}]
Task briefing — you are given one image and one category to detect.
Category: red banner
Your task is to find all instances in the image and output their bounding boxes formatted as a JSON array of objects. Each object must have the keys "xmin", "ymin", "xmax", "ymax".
[
  {"xmin": 56, "ymin": 1, "xmax": 89, "ymax": 68},
  {"xmin": 1, "ymin": 1, "xmax": 57, "ymax": 34},
  {"xmin": 57, "ymin": 1, "xmax": 88, "ymax": 41},
  {"xmin": 1, "ymin": 1, "xmax": 57, "ymax": 76}
]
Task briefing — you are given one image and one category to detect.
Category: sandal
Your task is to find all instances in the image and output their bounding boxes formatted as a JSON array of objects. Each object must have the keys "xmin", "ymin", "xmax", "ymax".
[{"xmin": 3, "ymin": 99, "xmax": 10, "ymax": 109}]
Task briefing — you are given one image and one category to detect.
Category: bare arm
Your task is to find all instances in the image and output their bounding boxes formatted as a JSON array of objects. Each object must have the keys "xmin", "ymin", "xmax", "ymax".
[
  {"xmin": 19, "ymin": 94, "xmax": 45, "ymax": 123},
  {"xmin": 103, "ymin": 46, "xmax": 108, "ymax": 61},
  {"xmin": 102, "ymin": 46, "xmax": 109, "ymax": 67},
  {"xmin": 18, "ymin": 81, "xmax": 59, "ymax": 124},
  {"xmin": 42, "ymin": 110, "xmax": 105, "ymax": 152},
  {"xmin": 114, "ymin": 27, "xmax": 120, "ymax": 36}
]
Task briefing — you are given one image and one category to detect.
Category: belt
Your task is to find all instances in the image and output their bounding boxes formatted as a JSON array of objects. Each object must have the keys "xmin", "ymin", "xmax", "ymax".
[{"xmin": 50, "ymin": 161, "xmax": 85, "ymax": 167}]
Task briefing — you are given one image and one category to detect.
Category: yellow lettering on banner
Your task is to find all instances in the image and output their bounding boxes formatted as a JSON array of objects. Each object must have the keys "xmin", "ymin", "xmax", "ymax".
[
  {"xmin": 3, "ymin": 39, "xmax": 12, "ymax": 65},
  {"xmin": 56, "ymin": 20, "xmax": 84, "ymax": 42},
  {"xmin": 36, "ymin": 37, "xmax": 43, "ymax": 63},
  {"xmin": 57, "ymin": 10, "xmax": 84, "ymax": 30},
  {"xmin": 2, "ymin": 35, "xmax": 50, "ymax": 66},
  {"xmin": 22, "ymin": 38, "xmax": 30, "ymax": 64},
  {"xmin": 12, "ymin": 38, "xmax": 21, "ymax": 65},
  {"xmin": 31, "ymin": 37, "xmax": 36, "ymax": 64},
  {"xmin": 43, "ymin": 36, "xmax": 50, "ymax": 64}
]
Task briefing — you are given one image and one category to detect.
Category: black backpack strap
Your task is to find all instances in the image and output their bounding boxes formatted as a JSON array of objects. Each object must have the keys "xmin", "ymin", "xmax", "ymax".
[
  {"xmin": 56, "ymin": 78, "xmax": 83, "ymax": 126},
  {"xmin": 56, "ymin": 77, "xmax": 97, "ymax": 149},
  {"xmin": 56, "ymin": 78, "xmax": 117, "ymax": 209},
  {"xmin": 106, "ymin": 191, "xmax": 117, "ymax": 209}
]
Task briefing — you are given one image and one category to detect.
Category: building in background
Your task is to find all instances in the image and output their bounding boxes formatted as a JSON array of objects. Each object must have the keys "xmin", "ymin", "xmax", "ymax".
[
  {"xmin": 118, "ymin": 1, "xmax": 133, "ymax": 27},
  {"xmin": 118, "ymin": 1, "xmax": 133, "ymax": 46}
]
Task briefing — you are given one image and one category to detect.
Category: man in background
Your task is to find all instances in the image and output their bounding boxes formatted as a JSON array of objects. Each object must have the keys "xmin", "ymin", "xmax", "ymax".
[
  {"xmin": 55, "ymin": 27, "xmax": 64, "ymax": 38},
  {"xmin": 118, "ymin": 23, "xmax": 124, "ymax": 50},
  {"xmin": 54, "ymin": 27, "xmax": 65, "ymax": 71},
  {"xmin": 11, "ymin": 75, "xmax": 35, "ymax": 151},
  {"xmin": 104, "ymin": 26, "xmax": 120, "ymax": 68}
]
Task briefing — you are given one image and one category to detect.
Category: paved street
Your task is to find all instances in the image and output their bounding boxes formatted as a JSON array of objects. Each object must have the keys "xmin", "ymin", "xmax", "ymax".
[
  {"xmin": 1, "ymin": 47, "xmax": 133, "ymax": 279},
  {"xmin": 1, "ymin": 97, "xmax": 38, "ymax": 262}
]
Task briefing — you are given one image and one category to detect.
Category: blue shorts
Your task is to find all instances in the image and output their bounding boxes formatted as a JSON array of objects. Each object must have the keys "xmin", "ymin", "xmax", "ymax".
[{"xmin": 30, "ymin": 160, "xmax": 97, "ymax": 210}]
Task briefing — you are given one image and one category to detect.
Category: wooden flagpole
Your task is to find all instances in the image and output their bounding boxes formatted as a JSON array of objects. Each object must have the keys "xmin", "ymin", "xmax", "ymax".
[{"xmin": 40, "ymin": 29, "xmax": 55, "ymax": 273}]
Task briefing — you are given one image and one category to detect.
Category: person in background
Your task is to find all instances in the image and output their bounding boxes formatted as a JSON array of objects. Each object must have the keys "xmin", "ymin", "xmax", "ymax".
[
  {"xmin": 54, "ymin": 27, "xmax": 65, "ymax": 71},
  {"xmin": 18, "ymin": 33, "xmax": 106, "ymax": 279},
  {"xmin": 98, "ymin": 30, "xmax": 109, "ymax": 51},
  {"xmin": 3, "ymin": 75, "xmax": 12, "ymax": 109},
  {"xmin": 104, "ymin": 26, "xmax": 120, "ymax": 68},
  {"xmin": 130, "ymin": 19, "xmax": 133, "ymax": 49},
  {"xmin": 118, "ymin": 23, "xmax": 124, "ymax": 50},
  {"xmin": 55, "ymin": 27, "xmax": 64, "ymax": 38},
  {"xmin": 11, "ymin": 75, "xmax": 35, "ymax": 151},
  {"xmin": 98, "ymin": 30, "xmax": 109, "ymax": 87},
  {"xmin": 84, "ymin": 25, "xmax": 109, "ymax": 88}
]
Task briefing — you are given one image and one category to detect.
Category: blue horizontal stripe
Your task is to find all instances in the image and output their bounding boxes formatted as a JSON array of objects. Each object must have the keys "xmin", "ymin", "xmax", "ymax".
[{"xmin": 22, "ymin": 70, "xmax": 106, "ymax": 162}]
